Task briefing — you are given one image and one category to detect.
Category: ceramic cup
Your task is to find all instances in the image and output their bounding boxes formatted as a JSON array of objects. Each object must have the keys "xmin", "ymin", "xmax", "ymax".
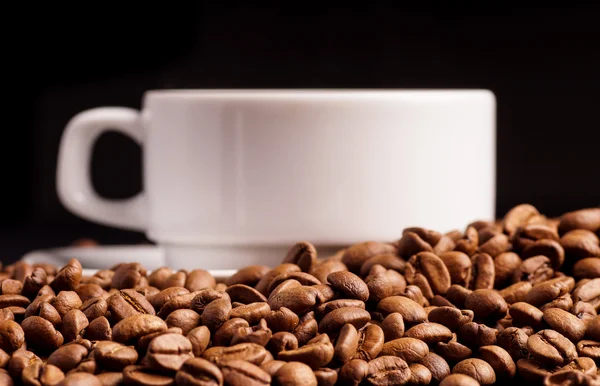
[{"xmin": 57, "ymin": 89, "xmax": 496, "ymax": 269}]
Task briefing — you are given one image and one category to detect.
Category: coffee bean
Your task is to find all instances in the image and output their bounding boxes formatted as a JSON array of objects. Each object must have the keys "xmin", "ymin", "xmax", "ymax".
[
  {"xmin": 465, "ymin": 289, "xmax": 508, "ymax": 321},
  {"xmin": 186, "ymin": 326, "xmax": 210, "ymax": 357},
  {"xmin": 439, "ymin": 251, "xmax": 472, "ymax": 287},
  {"xmin": 405, "ymin": 322, "xmax": 452, "ymax": 344},
  {"xmin": 283, "ymin": 241, "xmax": 318, "ymax": 273},
  {"xmin": 184, "ymin": 269, "xmax": 216, "ymax": 292},
  {"xmin": 376, "ymin": 296, "xmax": 427, "ymax": 325},
  {"xmin": 56, "ymin": 372, "xmax": 101, "ymax": 386},
  {"xmin": 264, "ymin": 307, "xmax": 299, "ymax": 333},
  {"xmin": 0, "ymin": 348, "xmax": 9, "ymax": 368},
  {"xmin": 334, "ymin": 324, "xmax": 358, "ymax": 363},
  {"xmin": 366, "ymin": 355, "xmax": 411, "ymax": 385},
  {"xmin": 503, "ymin": 204, "xmax": 540, "ymax": 237},
  {"xmin": 314, "ymin": 367, "xmax": 337, "ymax": 386},
  {"xmin": 439, "ymin": 373, "xmax": 480, "ymax": 386},
  {"xmin": 122, "ymin": 365, "xmax": 174, "ymax": 386},
  {"xmin": 0, "ymin": 369, "xmax": 12, "ymax": 386},
  {"xmin": 145, "ymin": 333, "xmax": 193, "ymax": 372},
  {"xmin": 111, "ymin": 263, "xmax": 145, "ymax": 290},
  {"xmin": 277, "ymin": 333, "xmax": 334, "ymax": 369},
  {"xmin": 220, "ymin": 359, "xmax": 271, "ymax": 386},
  {"xmin": 509, "ymin": 302, "xmax": 544, "ymax": 329},
  {"xmin": 435, "ymin": 335, "xmax": 473, "ymax": 363},
  {"xmin": 22, "ymin": 316, "xmax": 64, "ymax": 351},
  {"xmin": 338, "ymin": 359, "xmax": 368, "ymax": 386},
  {"xmin": 90, "ymin": 341, "xmax": 138, "ymax": 371},
  {"xmin": 543, "ymin": 307, "xmax": 587, "ymax": 342},
  {"xmin": 572, "ymin": 278, "xmax": 600, "ymax": 309},
  {"xmin": 477, "ymin": 345, "xmax": 516, "ymax": 379},
  {"xmin": 61, "ymin": 309, "xmax": 89, "ymax": 343},
  {"xmin": 203, "ymin": 343, "xmax": 268, "ymax": 366},
  {"xmin": 268, "ymin": 286, "xmax": 322, "ymax": 315},
  {"xmin": 46, "ymin": 343, "xmax": 89, "ymax": 373},
  {"xmin": 86, "ymin": 316, "xmax": 112, "ymax": 341},
  {"xmin": 576, "ymin": 340, "xmax": 600, "ymax": 361},
  {"xmin": 458, "ymin": 322, "xmax": 497, "ymax": 349},
  {"xmin": 514, "ymin": 255, "xmax": 554, "ymax": 285},
  {"xmin": 405, "ymin": 252, "xmax": 451, "ymax": 298},
  {"xmin": 0, "ymin": 320, "xmax": 24, "ymax": 352},
  {"xmin": 528, "ymin": 329, "xmax": 578, "ymax": 367},
  {"xmin": 165, "ymin": 309, "xmax": 201, "ymax": 335},
  {"xmin": 516, "ymin": 358, "xmax": 553, "ymax": 382},
  {"xmin": 326, "ymin": 271, "xmax": 369, "ymax": 302},
  {"xmin": 558, "ymin": 208, "xmax": 600, "ymax": 235},
  {"xmin": 381, "ymin": 337, "xmax": 429, "ymax": 362},
  {"xmin": 80, "ymin": 297, "xmax": 107, "ymax": 322},
  {"xmin": 354, "ymin": 324, "xmax": 384, "ymax": 361},
  {"xmin": 342, "ymin": 242, "xmax": 397, "ymax": 274},
  {"xmin": 543, "ymin": 370, "xmax": 599, "ymax": 386},
  {"xmin": 256, "ymin": 264, "xmax": 301, "ymax": 296},
  {"xmin": 359, "ymin": 254, "xmax": 405, "ymax": 278},
  {"xmin": 231, "ymin": 318, "xmax": 272, "ymax": 346},
  {"xmin": 51, "ymin": 291, "xmax": 82, "ymax": 318},
  {"xmin": 267, "ymin": 331, "xmax": 298, "ymax": 357},
  {"xmin": 381, "ymin": 313, "xmax": 404, "ymax": 341},
  {"xmin": 318, "ymin": 307, "xmax": 370, "ymax": 335},
  {"xmin": 229, "ymin": 302, "xmax": 271, "ymax": 325},
  {"xmin": 50, "ymin": 259, "xmax": 82, "ymax": 293},
  {"xmin": 560, "ymin": 230, "xmax": 600, "ymax": 259},
  {"xmin": 112, "ymin": 314, "xmax": 167, "ymax": 344},
  {"xmin": 494, "ymin": 252, "xmax": 523, "ymax": 288},
  {"xmin": 226, "ymin": 284, "xmax": 267, "ymax": 304},
  {"xmin": 478, "ymin": 233, "xmax": 511, "ymax": 258},
  {"xmin": 408, "ymin": 363, "xmax": 432, "ymax": 385},
  {"xmin": 95, "ymin": 372, "xmax": 123, "ymax": 386},
  {"xmin": 22, "ymin": 362, "xmax": 65, "ymax": 386},
  {"xmin": 469, "ymin": 253, "xmax": 495, "ymax": 290},
  {"xmin": 419, "ymin": 352, "xmax": 451, "ymax": 384},
  {"xmin": 226, "ymin": 266, "xmax": 271, "ymax": 287},
  {"xmin": 201, "ymin": 298, "xmax": 231, "ymax": 332},
  {"xmin": 452, "ymin": 358, "xmax": 496, "ymax": 385},
  {"xmin": 561, "ymin": 356, "xmax": 597, "ymax": 375},
  {"xmin": 525, "ymin": 276, "xmax": 575, "ymax": 307},
  {"xmin": 272, "ymin": 361, "xmax": 318, "ymax": 386},
  {"xmin": 260, "ymin": 360, "xmax": 286, "ymax": 377},
  {"xmin": 455, "ymin": 226, "xmax": 479, "ymax": 257},
  {"xmin": 269, "ymin": 273, "xmax": 322, "ymax": 293},
  {"xmin": 428, "ymin": 307, "xmax": 474, "ymax": 332}
]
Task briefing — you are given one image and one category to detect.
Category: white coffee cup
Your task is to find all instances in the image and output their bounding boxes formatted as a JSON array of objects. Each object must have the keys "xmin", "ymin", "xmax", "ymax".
[{"xmin": 57, "ymin": 89, "xmax": 496, "ymax": 269}]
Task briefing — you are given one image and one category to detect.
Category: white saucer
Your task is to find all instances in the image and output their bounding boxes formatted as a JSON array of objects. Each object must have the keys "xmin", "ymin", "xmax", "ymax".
[{"xmin": 21, "ymin": 245, "xmax": 237, "ymax": 281}]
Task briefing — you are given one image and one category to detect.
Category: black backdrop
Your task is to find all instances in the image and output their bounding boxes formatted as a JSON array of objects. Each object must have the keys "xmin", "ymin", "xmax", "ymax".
[{"xmin": 1, "ymin": 3, "xmax": 599, "ymax": 260}]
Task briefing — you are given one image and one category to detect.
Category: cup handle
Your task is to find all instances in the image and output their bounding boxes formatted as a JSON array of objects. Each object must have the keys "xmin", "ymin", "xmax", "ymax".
[{"xmin": 56, "ymin": 107, "xmax": 147, "ymax": 231}]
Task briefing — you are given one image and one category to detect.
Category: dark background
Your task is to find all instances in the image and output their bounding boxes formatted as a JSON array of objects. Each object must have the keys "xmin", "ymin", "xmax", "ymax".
[{"xmin": 1, "ymin": 3, "xmax": 599, "ymax": 262}]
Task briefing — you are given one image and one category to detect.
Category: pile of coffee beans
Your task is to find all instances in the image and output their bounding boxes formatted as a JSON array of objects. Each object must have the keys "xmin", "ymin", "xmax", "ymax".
[{"xmin": 0, "ymin": 204, "xmax": 599, "ymax": 386}]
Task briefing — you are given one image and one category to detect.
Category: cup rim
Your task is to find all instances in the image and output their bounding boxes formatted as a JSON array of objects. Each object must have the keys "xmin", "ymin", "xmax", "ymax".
[{"xmin": 144, "ymin": 88, "xmax": 495, "ymax": 100}]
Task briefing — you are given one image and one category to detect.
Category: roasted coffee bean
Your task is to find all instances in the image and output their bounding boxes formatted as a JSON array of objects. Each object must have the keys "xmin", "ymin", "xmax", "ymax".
[
  {"xmin": 381, "ymin": 313, "xmax": 404, "ymax": 341},
  {"xmin": 452, "ymin": 358, "xmax": 496, "ymax": 385},
  {"xmin": 560, "ymin": 230, "xmax": 600, "ymax": 259},
  {"xmin": 7, "ymin": 349, "xmax": 42, "ymax": 380},
  {"xmin": 365, "ymin": 355, "xmax": 411, "ymax": 385},
  {"xmin": 458, "ymin": 323, "xmax": 497, "ymax": 348},
  {"xmin": 90, "ymin": 341, "xmax": 137, "ymax": 372},
  {"xmin": 514, "ymin": 255, "xmax": 554, "ymax": 285},
  {"xmin": 428, "ymin": 307, "xmax": 474, "ymax": 331},
  {"xmin": 334, "ymin": 324, "xmax": 359, "ymax": 363},
  {"xmin": 500, "ymin": 281, "xmax": 533, "ymax": 304},
  {"xmin": 477, "ymin": 345, "xmax": 516, "ymax": 379},
  {"xmin": 22, "ymin": 362, "xmax": 65, "ymax": 386},
  {"xmin": 0, "ymin": 320, "xmax": 24, "ymax": 352},
  {"xmin": 353, "ymin": 324, "xmax": 384, "ymax": 361},
  {"xmin": 420, "ymin": 352, "xmax": 451, "ymax": 384},
  {"xmin": 229, "ymin": 302, "xmax": 271, "ymax": 325},
  {"xmin": 95, "ymin": 372, "xmax": 123, "ymax": 386},
  {"xmin": 213, "ymin": 319, "xmax": 250, "ymax": 347},
  {"xmin": 509, "ymin": 302, "xmax": 544, "ymax": 329},
  {"xmin": 318, "ymin": 307, "xmax": 370, "ymax": 334},
  {"xmin": 572, "ymin": 278, "xmax": 600, "ymax": 309},
  {"xmin": 404, "ymin": 252, "xmax": 451, "ymax": 298},
  {"xmin": 264, "ymin": 307, "xmax": 299, "ymax": 333},
  {"xmin": 464, "ymin": 289, "xmax": 508, "ymax": 321},
  {"xmin": 146, "ymin": 333, "xmax": 193, "ymax": 372},
  {"xmin": 186, "ymin": 326, "xmax": 210, "ymax": 357},
  {"xmin": 0, "ymin": 369, "xmax": 12, "ymax": 386},
  {"xmin": 364, "ymin": 267, "xmax": 395, "ymax": 304},
  {"xmin": 277, "ymin": 333, "xmax": 334, "ymax": 369},
  {"xmin": 359, "ymin": 254, "xmax": 405, "ymax": 278},
  {"xmin": 46, "ymin": 343, "xmax": 89, "ymax": 373},
  {"xmin": 543, "ymin": 370, "xmax": 599, "ymax": 386},
  {"xmin": 439, "ymin": 251, "xmax": 472, "ymax": 287},
  {"xmin": 523, "ymin": 240, "xmax": 565, "ymax": 270},
  {"xmin": 574, "ymin": 258, "xmax": 600, "ymax": 279},
  {"xmin": 327, "ymin": 271, "xmax": 369, "ymax": 302},
  {"xmin": 0, "ymin": 348, "xmax": 9, "ymax": 368},
  {"xmin": 0, "ymin": 295, "xmax": 30, "ymax": 309},
  {"xmin": 341, "ymin": 242, "xmax": 397, "ymax": 274},
  {"xmin": 175, "ymin": 357, "xmax": 224, "ymax": 386},
  {"xmin": 260, "ymin": 360, "xmax": 286, "ymax": 377},
  {"xmin": 203, "ymin": 343, "xmax": 268, "ymax": 365},
  {"xmin": 283, "ymin": 241, "xmax": 318, "ymax": 273},
  {"xmin": 56, "ymin": 372, "xmax": 101, "ymax": 386},
  {"xmin": 111, "ymin": 263, "xmax": 145, "ymax": 290},
  {"xmin": 50, "ymin": 291, "xmax": 82, "ymax": 318},
  {"xmin": 469, "ymin": 253, "xmax": 495, "ymax": 290},
  {"xmin": 226, "ymin": 265, "xmax": 271, "ymax": 287},
  {"xmin": 381, "ymin": 337, "xmax": 429, "ymax": 362},
  {"xmin": 269, "ymin": 272, "xmax": 322, "ymax": 293},
  {"xmin": 446, "ymin": 285, "xmax": 472, "ymax": 308},
  {"xmin": 525, "ymin": 276, "xmax": 575, "ymax": 307},
  {"xmin": 226, "ymin": 284, "xmax": 267, "ymax": 304},
  {"xmin": 517, "ymin": 358, "xmax": 553, "ymax": 382},
  {"xmin": 231, "ymin": 318, "xmax": 272, "ymax": 346},
  {"xmin": 317, "ymin": 299, "xmax": 365, "ymax": 317},
  {"xmin": 61, "ymin": 309, "xmax": 89, "ymax": 343},
  {"xmin": 376, "ymin": 296, "xmax": 427, "ymax": 325},
  {"xmin": 405, "ymin": 322, "xmax": 452, "ymax": 344},
  {"xmin": 561, "ymin": 356, "xmax": 597, "ymax": 375},
  {"xmin": 435, "ymin": 335, "xmax": 473, "ymax": 363},
  {"xmin": 22, "ymin": 269, "xmax": 48, "ymax": 299},
  {"xmin": 478, "ymin": 233, "xmax": 511, "ymax": 258},
  {"xmin": 50, "ymin": 259, "xmax": 82, "ymax": 293},
  {"xmin": 107, "ymin": 289, "xmax": 155, "ymax": 322},
  {"xmin": 165, "ymin": 309, "xmax": 201, "ymax": 335},
  {"xmin": 86, "ymin": 316, "xmax": 112, "ymax": 341},
  {"xmin": 112, "ymin": 314, "xmax": 167, "ymax": 343},
  {"xmin": 338, "ymin": 359, "xmax": 368, "ymax": 386},
  {"xmin": 439, "ymin": 373, "xmax": 480, "ymax": 386},
  {"xmin": 220, "ymin": 359, "xmax": 271, "ymax": 386},
  {"xmin": 122, "ymin": 365, "xmax": 173, "ymax": 386},
  {"xmin": 577, "ymin": 340, "xmax": 600, "ymax": 361},
  {"xmin": 256, "ymin": 264, "xmax": 301, "ymax": 296},
  {"xmin": 267, "ymin": 331, "xmax": 299, "ymax": 357},
  {"xmin": 503, "ymin": 204, "xmax": 540, "ymax": 237},
  {"xmin": 80, "ymin": 297, "xmax": 107, "ymax": 322},
  {"xmin": 528, "ymin": 329, "xmax": 578, "ymax": 367},
  {"xmin": 22, "ymin": 316, "xmax": 64, "ymax": 351},
  {"xmin": 558, "ymin": 208, "xmax": 600, "ymax": 235},
  {"xmin": 494, "ymin": 252, "xmax": 522, "ymax": 288},
  {"xmin": 162, "ymin": 270, "xmax": 186, "ymax": 289},
  {"xmin": 314, "ymin": 367, "xmax": 337, "ymax": 386},
  {"xmin": 400, "ymin": 285, "xmax": 427, "ymax": 306},
  {"xmin": 455, "ymin": 226, "xmax": 479, "ymax": 256},
  {"xmin": 268, "ymin": 286, "xmax": 322, "ymax": 315},
  {"xmin": 543, "ymin": 307, "xmax": 587, "ymax": 342},
  {"xmin": 201, "ymin": 298, "xmax": 232, "ymax": 332},
  {"xmin": 272, "ymin": 361, "xmax": 318, "ymax": 386}
]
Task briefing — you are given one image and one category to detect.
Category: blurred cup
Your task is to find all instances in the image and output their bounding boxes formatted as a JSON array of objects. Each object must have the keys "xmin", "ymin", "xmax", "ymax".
[{"xmin": 57, "ymin": 89, "xmax": 496, "ymax": 269}]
